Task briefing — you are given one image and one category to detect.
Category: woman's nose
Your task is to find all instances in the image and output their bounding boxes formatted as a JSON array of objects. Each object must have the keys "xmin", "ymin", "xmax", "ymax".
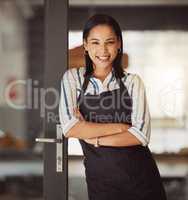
[{"xmin": 99, "ymin": 44, "xmax": 108, "ymax": 54}]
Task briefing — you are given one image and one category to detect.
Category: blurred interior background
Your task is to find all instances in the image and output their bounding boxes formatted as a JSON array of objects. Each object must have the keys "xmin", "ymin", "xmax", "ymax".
[{"xmin": 0, "ymin": 0, "xmax": 188, "ymax": 199}]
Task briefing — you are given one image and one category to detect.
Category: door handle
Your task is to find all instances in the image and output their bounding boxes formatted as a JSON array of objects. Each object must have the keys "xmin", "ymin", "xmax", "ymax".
[{"xmin": 35, "ymin": 124, "xmax": 64, "ymax": 172}]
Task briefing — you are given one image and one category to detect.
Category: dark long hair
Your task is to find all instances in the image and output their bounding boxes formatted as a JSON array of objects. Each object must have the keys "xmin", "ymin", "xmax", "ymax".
[{"xmin": 83, "ymin": 14, "xmax": 125, "ymax": 82}]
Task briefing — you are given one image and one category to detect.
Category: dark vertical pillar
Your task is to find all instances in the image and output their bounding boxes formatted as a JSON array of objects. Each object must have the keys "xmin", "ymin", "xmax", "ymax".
[
  {"xmin": 44, "ymin": 0, "xmax": 68, "ymax": 200},
  {"xmin": 27, "ymin": 6, "xmax": 44, "ymax": 148}
]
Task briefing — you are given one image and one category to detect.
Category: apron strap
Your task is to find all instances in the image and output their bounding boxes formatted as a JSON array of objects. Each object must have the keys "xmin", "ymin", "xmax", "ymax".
[
  {"xmin": 117, "ymin": 77, "xmax": 125, "ymax": 90},
  {"xmin": 77, "ymin": 75, "xmax": 128, "ymax": 107},
  {"xmin": 82, "ymin": 75, "xmax": 90, "ymax": 94}
]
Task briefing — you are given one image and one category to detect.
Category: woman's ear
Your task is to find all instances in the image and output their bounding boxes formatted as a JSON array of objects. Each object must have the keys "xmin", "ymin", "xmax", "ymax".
[{"xmin": 83, "ymin": 39, "xmax": 88, "ymax": 51}]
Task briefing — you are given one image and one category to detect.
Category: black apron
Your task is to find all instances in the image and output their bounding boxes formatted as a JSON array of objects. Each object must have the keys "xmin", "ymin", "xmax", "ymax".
[{"xmin": 77, "ymin": 76, "xmax": 167, "ymax": 200}]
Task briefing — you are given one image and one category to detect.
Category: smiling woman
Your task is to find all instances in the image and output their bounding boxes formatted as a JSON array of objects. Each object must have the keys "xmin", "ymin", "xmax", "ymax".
[{"xmin": 59, "ymin": 14, "xmax": 167, "ymax": 200}]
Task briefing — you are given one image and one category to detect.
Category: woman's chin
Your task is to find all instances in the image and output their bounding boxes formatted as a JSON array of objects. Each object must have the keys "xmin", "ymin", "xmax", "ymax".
[{"xmin": 93, "ymin": 62, "xmax": 113, "ymax": 69}]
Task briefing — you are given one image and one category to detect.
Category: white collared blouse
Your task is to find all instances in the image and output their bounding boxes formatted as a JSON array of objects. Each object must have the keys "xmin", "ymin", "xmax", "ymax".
[{"xmin": 59, "ymin": 67, "xmax": 151, "ymax": 146}]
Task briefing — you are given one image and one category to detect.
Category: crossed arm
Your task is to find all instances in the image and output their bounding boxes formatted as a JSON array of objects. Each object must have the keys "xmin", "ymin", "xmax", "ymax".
[{"xmin": 65, "ymin": 108, "xmax": 141, "ymax": 147}]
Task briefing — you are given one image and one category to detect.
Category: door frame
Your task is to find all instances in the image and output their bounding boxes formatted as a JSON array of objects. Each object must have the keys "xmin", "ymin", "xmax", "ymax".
[{"xmin": 44, "ymin": 0, "xmax": 68, "ymax": 199}]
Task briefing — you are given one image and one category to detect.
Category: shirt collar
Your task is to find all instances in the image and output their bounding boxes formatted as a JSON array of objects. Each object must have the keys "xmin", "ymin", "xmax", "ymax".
[{"xmin": 90, "ymin": 67, "xmax": 115, "ymax": 85}]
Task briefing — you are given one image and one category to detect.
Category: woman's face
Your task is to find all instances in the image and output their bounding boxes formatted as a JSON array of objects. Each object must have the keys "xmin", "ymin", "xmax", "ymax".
[{"xmin": 84, "ymin": 25, "xmax": 121, "ymax": 70}]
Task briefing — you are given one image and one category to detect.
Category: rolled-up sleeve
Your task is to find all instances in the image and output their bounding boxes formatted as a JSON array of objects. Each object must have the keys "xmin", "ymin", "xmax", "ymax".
[
  {"xmin": 128, "ymin": 75, "xmax": 151, "ymax": 146},
  {"xmin": 59, "ymin": 69, "xmax": 79, "ymax": 136}
]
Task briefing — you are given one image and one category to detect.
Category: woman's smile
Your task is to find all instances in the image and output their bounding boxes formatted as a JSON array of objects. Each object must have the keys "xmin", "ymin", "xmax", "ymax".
[{"xmin": 96, "ymin": 55, "xmax": 110, "ymax": 62}]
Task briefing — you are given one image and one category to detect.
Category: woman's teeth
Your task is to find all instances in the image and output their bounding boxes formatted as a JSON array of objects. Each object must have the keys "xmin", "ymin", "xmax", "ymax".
[{"xmin": 97, "ymin": 56, "xmax": 110, "ymax": 61}]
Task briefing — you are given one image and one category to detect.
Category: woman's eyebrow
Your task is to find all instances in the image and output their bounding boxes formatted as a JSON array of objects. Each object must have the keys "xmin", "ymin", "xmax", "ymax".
[
  {"xmin": 106, "ymin": 37, "xmax": 116, "ymax": 40},
  {"xmin": 89, "ymin": 37, "xmax": 116, "ymax": 41},
  {"xmin": 89, "ymin": 38, "xmax": 99, "ymax": 41}
]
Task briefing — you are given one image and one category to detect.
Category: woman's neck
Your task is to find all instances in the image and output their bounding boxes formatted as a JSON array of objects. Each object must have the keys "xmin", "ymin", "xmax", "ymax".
[{"xmin": 93, "ymin": 66, "xmax": 112, "ymax": 82}]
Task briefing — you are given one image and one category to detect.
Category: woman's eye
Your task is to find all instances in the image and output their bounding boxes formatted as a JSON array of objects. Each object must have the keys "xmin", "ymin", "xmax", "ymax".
[
  {"xmin": 91, "ymin": 42, "xmax": 99, "ymax": 45},
  {"xmin": 91, "ymin": 41, "xmax": 115, "ymax": 45},
  {"xmin": 107, "ymin": 41, "xmax": 115, "ymax": 44}
]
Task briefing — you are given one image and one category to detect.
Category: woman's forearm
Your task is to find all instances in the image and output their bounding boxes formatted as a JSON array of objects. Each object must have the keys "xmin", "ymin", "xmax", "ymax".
[
  {"xmin": 85, "ymin": 131, "xmax": 141, "ymax": 147},
  {"xmin": 65, "ymin": 121, "xmax": 130, "ymax": 139},
  {"xmin": 100, "ymin": 131, "xmax": 141, "ymax": 146}
]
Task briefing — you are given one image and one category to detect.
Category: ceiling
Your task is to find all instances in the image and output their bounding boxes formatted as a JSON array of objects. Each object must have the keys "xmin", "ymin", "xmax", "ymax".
[
  {"xmin": 25, "ymin": 0, "xmax": 188, "ymax": 6},
  {"xmin": 69, "ymin": 0, "xmax": 188, "ymax": 6}
]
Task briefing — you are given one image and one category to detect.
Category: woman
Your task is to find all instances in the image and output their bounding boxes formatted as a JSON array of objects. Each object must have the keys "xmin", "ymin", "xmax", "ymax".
[{"xmin": 59, "ymin": 14, "xmax": 167, "ymax": 200}]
